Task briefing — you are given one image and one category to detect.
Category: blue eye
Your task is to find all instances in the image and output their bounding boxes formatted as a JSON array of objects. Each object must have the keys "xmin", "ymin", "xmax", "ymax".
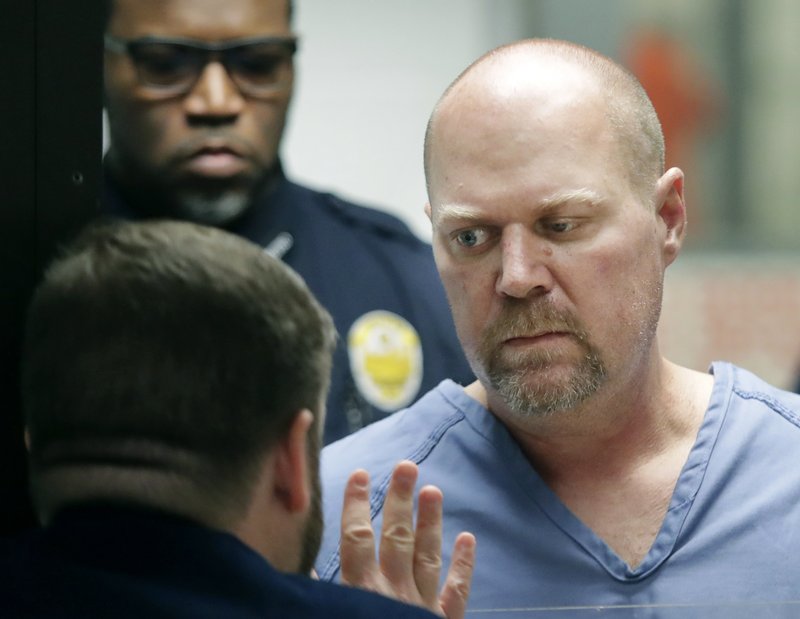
[
  {"xmin": 544, "ymin": 220, "xmax": 577, "ymax": 234},
  {"xmin": 456, "ymin": 230, "xmax": 481, "ymax": 247}
]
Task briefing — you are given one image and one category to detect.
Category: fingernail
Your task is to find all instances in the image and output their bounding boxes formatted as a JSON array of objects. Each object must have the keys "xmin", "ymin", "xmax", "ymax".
[{"xmin": 352, "ymin": 470, "xmax": 369, "ymax": 489}]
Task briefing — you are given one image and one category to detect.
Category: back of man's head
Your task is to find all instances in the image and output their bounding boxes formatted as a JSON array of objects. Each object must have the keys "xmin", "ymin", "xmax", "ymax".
[{"xmin": 22, "ymin": 220, "xmax": 335, "ymax": 528}]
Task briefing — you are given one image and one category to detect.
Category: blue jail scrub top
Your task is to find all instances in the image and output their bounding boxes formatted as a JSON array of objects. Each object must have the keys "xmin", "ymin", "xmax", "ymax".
[{"xmin": 317, "ymin": 362, "xmax": 800, "ymax": 616}]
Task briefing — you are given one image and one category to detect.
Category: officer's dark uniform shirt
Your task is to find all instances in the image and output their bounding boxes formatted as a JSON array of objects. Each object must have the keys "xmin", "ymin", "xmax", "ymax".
[{"xmin": 104, "ymin": 167, "xmax": 473, "ymax": 443}]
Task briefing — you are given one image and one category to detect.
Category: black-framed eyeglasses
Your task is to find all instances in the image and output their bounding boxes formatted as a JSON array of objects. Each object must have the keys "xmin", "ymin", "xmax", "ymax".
[{"xmin": 104, "ymin": 34, "xmax": 298, "ymax": 98}]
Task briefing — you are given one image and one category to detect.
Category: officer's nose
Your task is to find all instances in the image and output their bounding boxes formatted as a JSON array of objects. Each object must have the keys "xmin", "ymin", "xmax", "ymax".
[
  {"xmin": 495, "ymin": 227, "xmax": 555, "ymax": 299},
  {"xmin": 183, "ymin": 62, "xmax": 245, "ymax": 124}
]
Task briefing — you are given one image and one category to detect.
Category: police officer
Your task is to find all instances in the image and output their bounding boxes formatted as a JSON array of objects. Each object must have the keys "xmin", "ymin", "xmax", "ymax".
[{"xmin": 102, "ymin": 0, "xmax": 472, "ymax": 442}]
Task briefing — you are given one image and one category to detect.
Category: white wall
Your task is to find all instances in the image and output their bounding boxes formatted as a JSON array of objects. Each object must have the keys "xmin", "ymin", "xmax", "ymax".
[{"xmin": 282, "ymin": 0, "xmax": 527, "ymax": 239}]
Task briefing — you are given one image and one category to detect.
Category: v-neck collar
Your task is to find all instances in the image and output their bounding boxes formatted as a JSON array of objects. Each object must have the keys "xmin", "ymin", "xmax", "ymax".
[{"xmin": 446, "ymin": 362, "xmax": 732, "ymax": 581}]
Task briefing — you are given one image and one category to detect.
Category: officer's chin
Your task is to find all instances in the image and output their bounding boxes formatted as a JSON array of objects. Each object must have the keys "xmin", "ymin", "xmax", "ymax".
[{"xmin": 172, "ymin": 188, "xmax": 252, "ymax": 226}]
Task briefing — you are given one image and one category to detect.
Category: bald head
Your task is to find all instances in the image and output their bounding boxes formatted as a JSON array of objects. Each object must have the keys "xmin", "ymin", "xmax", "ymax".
[{"xmin": 424, "ymin": 39, "xmax": 665, "ymax": 207}]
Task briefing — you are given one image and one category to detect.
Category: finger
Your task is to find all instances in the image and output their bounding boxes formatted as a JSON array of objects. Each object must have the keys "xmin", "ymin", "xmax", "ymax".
[
  {"xmin": 339, "ymin": 469, "xmax": 379, "ymax": 587},
  {"xmin": 438, "ymin": 532, "xmax": 476, "ymax": 619},
  {"xmin": 378, "ymin": 461, "xmax": 419, "ymax": 589},
  {"xmin": 413, "ymin": 485, "xmax": 444, "ymax": 606}
]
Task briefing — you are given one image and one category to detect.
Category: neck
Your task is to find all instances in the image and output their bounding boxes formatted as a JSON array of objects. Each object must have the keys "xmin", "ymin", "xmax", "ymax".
[{"xmin": 470, "ymin": 355, "xmax": 714, "ymax": 569}]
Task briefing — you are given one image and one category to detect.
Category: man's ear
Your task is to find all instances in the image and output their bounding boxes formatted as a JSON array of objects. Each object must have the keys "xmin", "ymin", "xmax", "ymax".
[
  {"xmin": 424, "ymin": 202, "xmax": 432, "ymax": 222},
  {"xmin": 24, "ymin": 428, "xmax": 30, "ymax": 452},
  {"xmin": 272, "ymin": 409, "xmax": 314, "ymax": 514},
  {"xmin": 654, "ymin": 167, "xmax": 687, "ymax": 266}
]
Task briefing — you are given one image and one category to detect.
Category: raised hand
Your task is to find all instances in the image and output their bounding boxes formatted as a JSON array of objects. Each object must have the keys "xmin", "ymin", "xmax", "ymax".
[{"xmin": 339, "ymin": 460, "xmax": 476, "ymax": 619}]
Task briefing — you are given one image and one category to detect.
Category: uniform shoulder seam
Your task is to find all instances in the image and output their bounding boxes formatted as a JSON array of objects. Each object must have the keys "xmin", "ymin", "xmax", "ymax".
[
  {"xmin": 322, "ymin": 193, "xmax": 426, "ymax": 245},
  {"xmin": 732, "ymin": 387, "xmax": 800, "ymax": 429}
]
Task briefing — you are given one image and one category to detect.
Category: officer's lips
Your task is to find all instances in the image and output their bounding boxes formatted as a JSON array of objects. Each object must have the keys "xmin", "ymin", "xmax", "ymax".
[{"xmin": 183, "ymin": 144, "xmax": 248, "ymax": 177}]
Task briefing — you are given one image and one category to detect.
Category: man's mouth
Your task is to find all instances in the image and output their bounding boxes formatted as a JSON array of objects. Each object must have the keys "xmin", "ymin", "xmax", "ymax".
[
  {"xmin": 183, "ymin": 144, "xmax": 248, "ymax": 178},
  {"xmin": 504, "ymin": 331, "xmax": 571, "ymax": 347}
]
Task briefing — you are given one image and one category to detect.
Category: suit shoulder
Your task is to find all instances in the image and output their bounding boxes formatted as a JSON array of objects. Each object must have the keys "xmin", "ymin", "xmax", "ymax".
[{"xmin": 291, "ymin": 574, "xmax": 438, "ymax": 618}]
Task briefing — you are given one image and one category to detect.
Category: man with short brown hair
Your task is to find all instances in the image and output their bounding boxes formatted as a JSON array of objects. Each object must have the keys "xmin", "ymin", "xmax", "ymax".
[{"xmin": 3, "ymin": 220, "xmax": 475, "ymax": 618}]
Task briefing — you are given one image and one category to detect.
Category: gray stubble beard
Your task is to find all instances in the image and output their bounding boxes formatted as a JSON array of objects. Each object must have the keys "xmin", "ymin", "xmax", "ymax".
[
  {"xmin": 172, "ymin": 188, "xmax": 252, "ymax": 226},
  {"xmin": 485, "ymin": 343, "xmax": 607, "ymax": 419},
  {"xmin": 476, "ymin": 300, "xmax": 608, "ymax": 419}
]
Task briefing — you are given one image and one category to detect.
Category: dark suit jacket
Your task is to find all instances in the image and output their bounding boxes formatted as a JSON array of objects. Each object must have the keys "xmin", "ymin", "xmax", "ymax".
[{"xmin": 1, "ymin": 504, "xmax": 438, "ymax": 619}]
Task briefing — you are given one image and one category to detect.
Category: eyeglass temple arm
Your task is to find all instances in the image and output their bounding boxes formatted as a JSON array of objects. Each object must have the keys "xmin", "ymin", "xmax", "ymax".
[{"xmin": 103, "ymin": 35, "xmax": 128, "ymax": 53}]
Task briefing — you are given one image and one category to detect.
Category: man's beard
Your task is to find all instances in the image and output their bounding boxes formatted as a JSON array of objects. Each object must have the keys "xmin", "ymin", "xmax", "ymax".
[
  {"xmin": 297, "ymin": 433, "xmax": 324, "ymax": 576},
  {"xmin": 475, "ymin": 299, "xmax": 607, "ymax": 418},
  {"xmin": 171, "ymin": 187, "xmax": 252, "ymax": 226}
]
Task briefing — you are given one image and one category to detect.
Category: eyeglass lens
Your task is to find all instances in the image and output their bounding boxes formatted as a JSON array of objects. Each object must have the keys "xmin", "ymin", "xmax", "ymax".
[{"xmin": 128, "ymin": 41, "xmax": 294, "ymax": 95}]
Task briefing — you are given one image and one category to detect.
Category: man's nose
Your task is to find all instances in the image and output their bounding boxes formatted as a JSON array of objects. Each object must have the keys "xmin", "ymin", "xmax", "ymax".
[
  {"xmin": 183, "ymin": 62, "xmax": 245, "ymax": 123},
  {"xmin": 495, "ymin": 227, "xmax": 555, "ymax": 299}
]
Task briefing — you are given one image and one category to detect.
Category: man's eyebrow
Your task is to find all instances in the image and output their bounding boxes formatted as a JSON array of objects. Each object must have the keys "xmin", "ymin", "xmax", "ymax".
[
  {"xmin": 431, "ymin": 203, "xmax": 485, "ymax": 227},
  {"xmin": 537, "ymin": 188, "xmax": 605, "ymax": 211},
  {"xmin": 432, "ymin": 189, "xmax": 604, "ymax": 226}
]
